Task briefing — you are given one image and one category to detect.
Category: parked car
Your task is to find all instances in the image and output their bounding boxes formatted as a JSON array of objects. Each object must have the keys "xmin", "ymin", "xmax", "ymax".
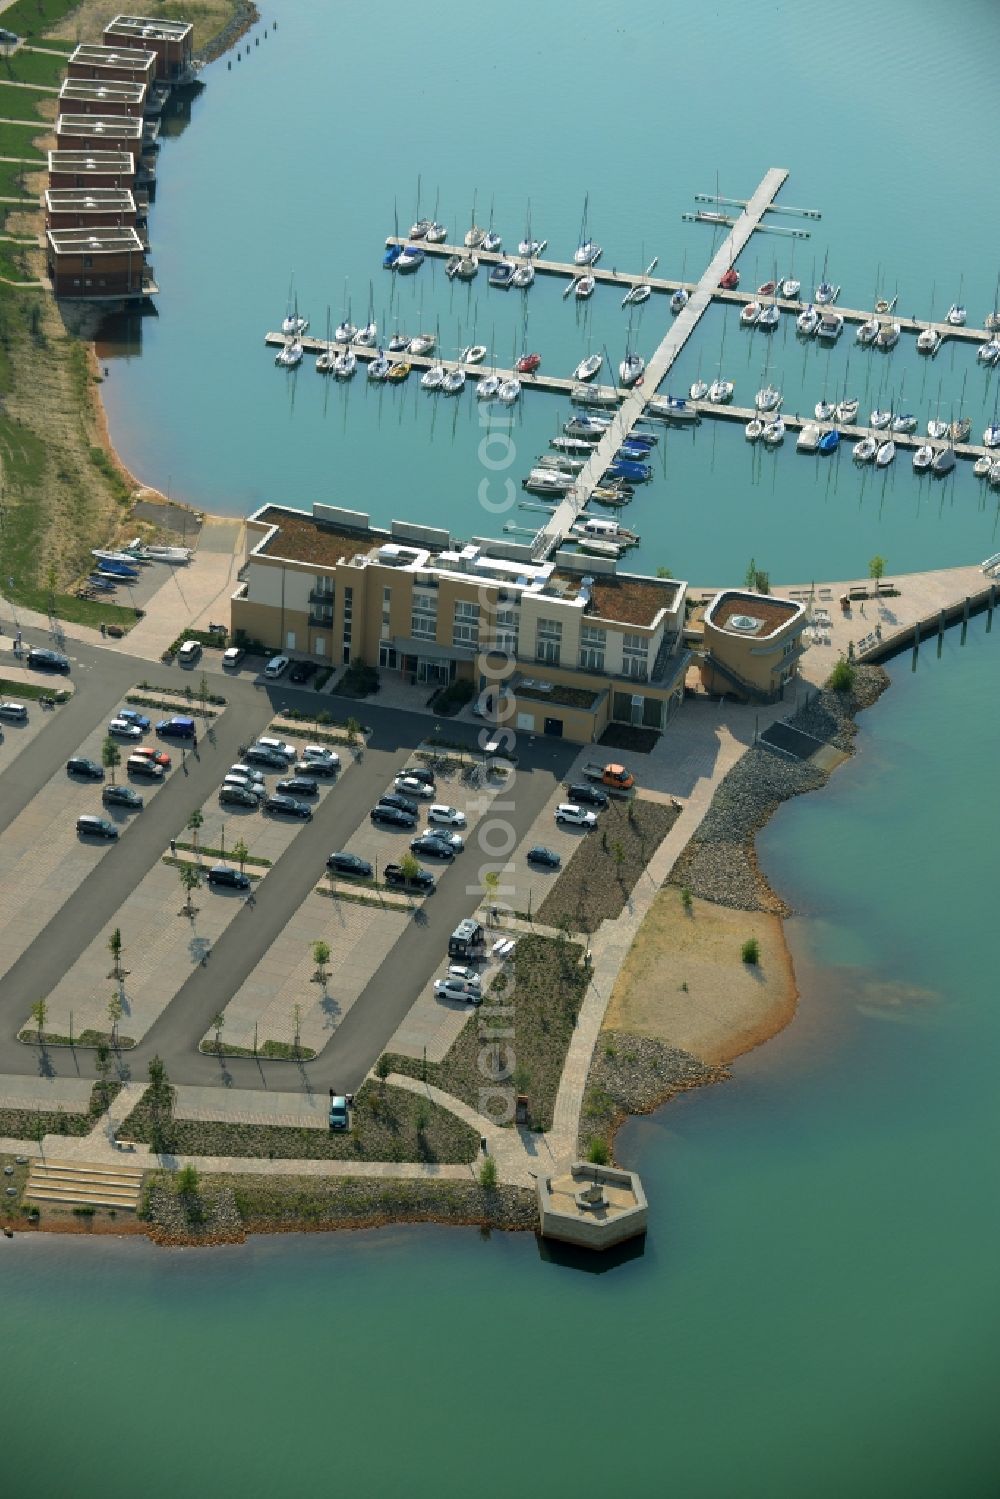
[
  {"xmin": 116, "ymin": 708, "xmax": 151, "ymax": 731},
  {"xmin": 255, "ymin": 736, "xmax": 296, "ymax": 760},
  {"xmin": 244, "ymin": 746, "xmax": 288, "ymax": 770},
  {"xmin": 207, "ymin": 864, "xmax": 251, "ymax": 890},
  {"xmin": 220, "ymin": 784, "xmax": 259, "ymax": 809},
  {"xmin": 379, "ymin": 791, "xmax": 418, "ymax": 816},
  {"xmin": 178, "ymin": 640, "xmax": 202, "ymax": 666},
  {"xmin": 0, "ymin": 700, "xmax": 28, "ymax": 722},
  {"xmin": 326, "ymin": 852, "xmax": 373, "ymax": 879},
  {"xmin": 28, "ymin": 647, "xmax": 70, "ymax": 674},
  {"xmin": 222, "ymin": 775, "xmax": 264, "ymax": 800},
  {"xmin": 303, "ymin": 745, "xmax": 340, "ymax": 767},
  {"xmin": 289, "ymin": 660, "xmax": 318, "ymax": 684},
  {"xmin": 527, "ymin": 845, "xmax": 561, "ymax": 869},
  {"xmin": 446, "ymin": 964, "xmax": 482, "ymax": 989},
  {"xmin": 276, "ymin": 776, "xmax": 318, "ymax": 797},
  {"xmin": 108, "ymin": 717, "xmax": 143, "ymax": 739},
  {"xmin": 448, "ymin": 918, "xmax": 485, "ymax": 958},
  {"xmin": 228, "ymin": 763, "xmax": 265, "ymax": 784},
  {"xmin": 264, "ymin": 793, "xmax": 312, "ymax": 819},
  {"xmin": 370, "ymin": 803, "xmax": 417, "ymax": 830},
  {"xmin": 264, "ymin": 655, "xmax": 289, "ymax": 679},
  {"xmin": 405, "ymin": 765, "xmax": 436, "ymax": 787},
  {"xmin": 384, "ymin": 863, "xmax": 435, "ymax": 892},
  {"xmin": 410, "ymin": 833, "xmax": 456, "ymax": 861},
  {"xmin": 157, "ymin": 716, "xmax": 196, "ymax": 739},
  {"xmin": 293, "ymin": 757, "xmax": 336, "ymax": 779},
  {"xmin": 394, "ymin": 774, "xmax": 435, "ymax": 799},
  {"xmin": 567, "ymin": 782, "xmax": 610, "ymax": 809},
  {"xmin": 433, "ymin": 977, "xmax": 482, "ymax": 1005},
  {"xmin": 555, "ymin": 802, "xmax": 598, "ymax": 829},
  {"xmin": 126, "ymin": 755, "xmax": 165, "ymax": 780},
  {"xmin": 132, "ymin": 746, "xmax": 171, "ymax": 769},
  {"xmin": 428, "ymin": 804, "xmax": 466, "ymax": 827},
  {"xmin": 102, "ymin": 784, "xmax": 143, "ymax": 810},
  {"xmin": 428, "ymin": 830, "xmax": 463, "ymax": 852},
  {"xmin": 76, "ymin": 814, "xmax": 118, "ymax": 840},
  {"xmin": 328, "ymin": 1094, "xmax": 350, "ymax": 1131},
  {"xmin": 222, "ymin": 646, "xmax": 244, "ymax": 669},
  {"xmin": 67, "ymin": 756, "xmax": 104, "ymax": 780}
]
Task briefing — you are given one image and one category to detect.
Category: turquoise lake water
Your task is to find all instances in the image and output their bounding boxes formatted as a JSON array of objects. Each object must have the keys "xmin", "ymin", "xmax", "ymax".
[{"xmin": 6, "ymin": 1, "xmax": 999, "ymax": 1493}]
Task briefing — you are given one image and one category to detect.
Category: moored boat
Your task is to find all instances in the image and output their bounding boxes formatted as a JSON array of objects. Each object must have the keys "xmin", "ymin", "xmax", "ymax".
[
  {"xmin": 984, "ymin": 423, "xmax": 1000, "ymax": 448},
  {"xmin": 708, "ymin": 378, "xmax": 734, "ymax": 403},
  {"xmin": 758, "ymin": 303, "xmax": 780, "ymax": 330},
  {"xmin": 797, "ymin": 304, "xmax": 820, "ymax": 336},
  {"xmin": 476, "ymin": 374, "xmax": 501, "ymax": 402},
  {"xmin": 382, "ymin": 243, "xmax": 402, "ymax": 271},
  {"xmin": 796, "ymin": 423, "xmax": 821, "ymax": 451},
  {"xmin": 917, "ymin": 326, "xmax": 942, "ymax": 355},
  {"xmin": 454, "ymin": 256, "xmax": 478, "ymax": 281},
  {"xmin": 396, "ymin": 244, "xmax": 425, "ymax": 274},
  {"xmin": 946, "ymin": 303, "xmax": 966, "ymax": 326},
  {"xmin": 781, "ymin": 277, "xmax": 801, "ymax": 299},
  {"xmin": 275, "ymin": 340, "xmax": 303, "ymax": 368},
  {"xmin": 815, "ymin": 400, "xmax": 836, "ymax": 421},
  {"xmin": 689, "ymin": 378, "xmax": 709, "ymax": 401},
  {"xmin": 927, "ymin": 419, "xmax": 949, "ymax": 440},
  {"xmin": 512, "ymin": 263, "xmax": 535, "ymax": 289},
  {"xmin": 856, "ymin": 316, "xmax": 879, "ymax": 345},
  {"xmin": 497, "ymin": 377, "xmax": 521, "ymax": 405},
  {"xmin": 426, "ymin": 222, "xmax": 448, "ymax": 243},
  {"xmin": 740, "ymin": 301, "xmax": 762, "ymax": 327},
  {"xmin": 386, "ymin": 360, "xmax": 411, "ymax": 383},
  {"xmin": 619, "ymin": 352, "xmax": 645, "ymax": 387},
  {"xmin": 488, "ymin": 260, "xmax": 516, "ymax": 289},
  {"xmin": 482, "ymin": 231, "xmax": 503, "ymax": 253},
  {"xmin": 409, "ymin": 333, "xmax": 436, "ymax": 356},
  {"xmin": 891, "ymin": 413, "xmax": 917, "ymax": 434},
  {"xmin": 387, "ymin": 333, "xmax": 410, "ymax": 353},
  {"xmin": 755, "ymin": 384, "xmax": 782, "ymax": 412},
  {"xmin": 853, "ymin": 435, "xmax": 877, "ymax": 463},
  {"xmin": 875, "ymin": 438, "xmax": 896, "ymax": 467},
  {"xmin": 949, "ymin": 417, "xmax": 972, "ymax": 442},
  {"xmin": 974, "ymin": 454, "xmax": 992, "ymax": 477},
  {"xmin": 461, "ymin": 344, "xmax": 487, "ymax": 365},
  {"xmin": 817, "ymin": 311, "xmax": 844, "ymax": 341},
  {"xmin": 745, "ymin": 417, "xmax": 763, "ymax": 442},
  {"xmin": 367, "ymin": 349, "xmax": 390, "ymax": 381},
  {"xmin": 875, "ymin": 321, "xmax": 901, "ymax": 349},
  {"xmin": 912, "ymin": 444, "xmax": 934, "ymax": 472},
  {"xmin": 836, "ymin": 397, "xmax": 859, "ymax": 424},
  {"xmin": 932, "ymin": 446, "xmax": 956, "ymax": 475},
  {"xmin": 719, "ymin": 267, "xmax": 740, "ymax": 290},
  {"xmin": 354, "ymin": 320, "xmax": 377, "ymax": 347},
  {"xmin": 818, "ymin": 428, "xmax": 840, "ymax": 453},
  {"xmin": 572, "ymin": 384, "xmax": 620, "ymax": 407},
  {"xmin": 870, "ymin": 408, "xmax": 892, "ymax": 430},
  {"xmin": 516, "ymin": 352, "xmax": 541, "ymax": 374},
  {"xmin": 762, "ymin": 418, "xmax": 785, "ymax": 447},
  {"xmin": 575, "ymin": 354, "xmax": 603, "ymax": 382},
  {"xmin": 977, "ymin": 337, "xmax": 1000, "ymax": 366},
  {"xmin": 442, "ymin": 368, "xmax": 466, "ymax": 395},
  {"xmin": 333, "ymin": 349, "xmax": 357, "ymax": 379},
  {"xmin": 575, "ymin": 274, "xmax": 596, "ymax": 299},
  {"xmin": 670, "ymin": 287, "xmax": 689, "ymax": 313},
  {"xmin": 420, "ymin": 363, "xmax": 445, "ymax": 390}
]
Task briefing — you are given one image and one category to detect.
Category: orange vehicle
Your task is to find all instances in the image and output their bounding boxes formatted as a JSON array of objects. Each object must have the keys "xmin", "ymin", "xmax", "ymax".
[{"xmin": 582, "ymin": 761, "xmax": 635, "ymax": 792}]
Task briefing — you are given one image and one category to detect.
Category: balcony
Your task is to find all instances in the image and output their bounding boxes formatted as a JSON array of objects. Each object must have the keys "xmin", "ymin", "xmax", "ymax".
[
  {"xmin": 309, "ymin": 588, "xmax": 335, "ymax": 605},
  {"xmin": 308, "ymin": 612, "xmax": 334, "ymax": 629}
]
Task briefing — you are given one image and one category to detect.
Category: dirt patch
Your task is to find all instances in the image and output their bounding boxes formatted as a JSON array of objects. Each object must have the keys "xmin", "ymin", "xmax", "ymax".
[
  {"xmin": 537, "ymin": 798, "xmax": 678, "ymax": 934},
  {"xmin": 598, "ymin": 722, "xmax": 660, "ymax": 754},
  {"xmin": 603, "ymin": 887, "xmax": 797, "ymax": 1065}
]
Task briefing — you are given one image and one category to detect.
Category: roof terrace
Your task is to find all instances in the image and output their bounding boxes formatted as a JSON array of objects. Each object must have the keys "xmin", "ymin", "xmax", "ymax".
[{"xmin": 706, "ymin": 590, "xmax": 804, "ymax": 639}]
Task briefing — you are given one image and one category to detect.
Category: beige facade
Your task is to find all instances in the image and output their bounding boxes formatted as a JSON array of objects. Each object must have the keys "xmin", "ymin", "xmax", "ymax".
[
  {"xmin": 230, "ymin": 503, "xmax": 690, "ymax": 744},
  {"xmin": 700, "ymin": 589, "xmax": 806, "ymax": 701}
]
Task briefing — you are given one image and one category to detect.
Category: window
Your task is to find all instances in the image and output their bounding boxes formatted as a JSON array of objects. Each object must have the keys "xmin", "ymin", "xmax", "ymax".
[
  {"xmin": 342, "ymin": 586, "xmax": 353, "ymax": 620},
  {"xmin": 379, "ymin": 642, "xmax": 398, "ymax": 669},
  {"xmin": 453, "ymin": 599, "xmax": 480, "ymax": 648},
  {"xmin": 314, "ymin": 576, "xmax": 333, "ymax": 597},
  {"xmin": 622, "ymin": 632, "xmax": 648, "ymax": 682},
  {"xmin": 580, "ymin": 623, "xmax": 606, "ymax": 673},
  {"xmin": 536, "ymin": 617, "xmax": 562, "ymax": 666},
  {"xmin": 411, "ymin": 612, "xmax": 437, "ymax": 640}
]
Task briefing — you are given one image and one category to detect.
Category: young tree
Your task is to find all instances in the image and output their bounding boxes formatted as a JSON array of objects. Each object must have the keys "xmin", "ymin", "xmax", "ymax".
[
  {"xmin": 399, "ymin": 851, "xmax": 421, "ymax": 882},
  {"xmin": 179, "ymin": 863, "xmax": 201, "ymax": 916},
  {"xmin": 211, "ymin": 1011, "xmax": 225, "ymax": 1053},
  {"xmin": 612, "ymin": 840, "xmax": 627, "ymax": 882},
  {"xmin": 376, "ymin": 1053, "xmax": 391, "ymax": 1088},
  {"xmin": 292, "ymin": 1002, "xmax": 303, "ymax": 1058},
  {"xmin": 655, "ymin": 565, "xmax": 673, "ymax": 579},
  {"xmin": 176, "ymin": 1163, "xmax": 199, "ymax": 1196},
  {"xmin": 741, "ymin": 936, "xmax": 761, "ymax": 966},
  {"xmin": 478, "ymin": 1153, "xmax": 498, "ymax": 1189},
  {"xmin": 107, "ymin": 990, "xmax": 123, "ymax": 1045},
  {"xmin": 198, "ymin": 672, "xmax": 210, "ymax": 717},
  {"xmin": 102, "ymin": 735, "xmax": 121, "ymax": 785},
  {"xmin": 868, "ymin": 555, "xmax": 887, "ymax": 593},
  {"xmin": 232, "ymin": 838, "xmax": 249, "ymax": 875},
  {"xmin": 107, "ymin": 927, "xmax": 124, "ymax": 981},
  {"xmin": 311, "ymin": 940, "xmax": 331, "ymax": 986},
  {"xmin": 345, "ymin": 715, "xmax": 361, "ymax": 746},
  {"xmin": 186, "ymin": 808, "xmax": 204, "ymax": 857},
  {"xmin": 29, "ymin": 997, "xmax": 47, "ymax": 1042}
]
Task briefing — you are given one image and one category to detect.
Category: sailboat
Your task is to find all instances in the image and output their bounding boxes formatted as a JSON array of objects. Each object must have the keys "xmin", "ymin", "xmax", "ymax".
[
  {"xmin": 517, "ymin": 200, "xmax": 546, "ymax": 258},
  {"xmin": 334, "ymin": 280, "xmax": 356, "ymax": 344},
  {"xmin": 281, "ymin": 279, "xmax": 308, "ymax": 336},
  {"xmin": 573, "ymin": 193, "xmax": 602, "ymax": 266},
  {"xmin": 481, "ymin": 196, "xmax": 503, "ymax": 254},
  {"xmin": 464, "ymin": 189, "xmax": 485, "ymax": 249},
  {"xmin": 315, "ymin": 308, "xmax": 335, "ymax": 373},
  {"xmin": 353, "ymin": 282, "xmax": 377, "ymax": 346},
  {"xmin": 623, "ymin": 254, "xmax": 657, "ymax": 308}
]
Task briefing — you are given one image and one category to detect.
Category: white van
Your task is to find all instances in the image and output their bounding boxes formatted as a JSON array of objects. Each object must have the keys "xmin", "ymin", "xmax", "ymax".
[
  {"xmin": 264, "ymin": 655, "xmax": 289, "ymax": 679},
  {"xmin": 178, "ymin": 639, "xmax": 202, "ymax": 666}
]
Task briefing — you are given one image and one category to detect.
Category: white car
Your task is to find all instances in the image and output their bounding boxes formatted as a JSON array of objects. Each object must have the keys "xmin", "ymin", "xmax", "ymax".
[
  {"xmin": 433, "ymin": 978, "xmax": 482, "ymax": 1005},
  {"xmin": 222, "ymin": 647, "xmax": 243, "ymax": 668},
  {"xmin": 108, "ymin": 718, "xmax": 143, "ymax": 739},
  {"xmin": 255, "ymin": 736, "xmax": 296, "ymax": 759},
  {"xmin": 428, "ymin": 804, "xmax": 466, "ymax": 827},
  {"xmin": 303, "ymin": 744, "xmax": 340, "ymax": 766},
  {"xmin": 447, "ymin": 964, "xmax": 481, "ymax": 989},
  {"xmin": 429, "ymin": 830, "xmax": 464, "ymax": 852},
  {"xmin": 555, "ymin": 802, "xmax": 597, "ymax": 829},
  {"xmin": 222, "ymin": 774, "xmax": 264, "ymax": 799},
  {"xmin": 264, "ymin": 655, "xmax": 289, "ymax": 679},
  {"xmin": 395, "ymin": 774, "xmax": 435, "ymax": 799},
  {"xmin": 228, "ymin": 763, "xmax": 265, "ymax": 783}
]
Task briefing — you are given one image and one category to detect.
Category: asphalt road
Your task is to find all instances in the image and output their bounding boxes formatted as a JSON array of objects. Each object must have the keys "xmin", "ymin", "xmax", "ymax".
[{"xmin": 0, "ymin": 629, "xmax": 577, "ymax": 1094}]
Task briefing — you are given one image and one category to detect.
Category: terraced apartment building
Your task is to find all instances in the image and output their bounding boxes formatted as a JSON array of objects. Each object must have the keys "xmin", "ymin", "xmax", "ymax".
[{"xmin": 230, "ymin": 503, "xmax": 691, "ymax": 743}]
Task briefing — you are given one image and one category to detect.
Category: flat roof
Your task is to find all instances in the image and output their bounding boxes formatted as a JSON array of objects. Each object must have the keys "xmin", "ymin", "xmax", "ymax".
[
  {"xmin": 253, "ymin": 506, "xmax": 378, "ymax": 568},
  {"xmin": 105, "ymin": 13, "xmax": 193, "ymax": 41},
  {"xmin": 47, "ymin": 225, "xmax": 145, "ymax": 254},
  {"xmin": 48, "ymin": 149, "xmax": 135, "ymax": 172},
  {"xmin": 60, "ymin": 79, "xmax": 146, "ymax": 104},
  {"xmin": 586, "ymin": 573, "xmax": 682, "ymax": 628},
  {"xmin": 707, "ymin": 590, "xmax": 803, "ymax": 639},
  {"xmin": 45, "ymin": 187, "xmax": 136, "ymax": 212},
  {"xmin": 57, "ymin": 115, "xmax": 144, "ymax": 141},
  {"xmin": 70, "ymin": 42, "xmax": 157, "ymax": 70}
]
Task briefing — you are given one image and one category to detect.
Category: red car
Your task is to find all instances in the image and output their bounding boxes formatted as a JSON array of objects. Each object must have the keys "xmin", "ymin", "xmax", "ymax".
[{"xmin": 132, "ymin": 745, "xmax": 172, "ymax": 769}]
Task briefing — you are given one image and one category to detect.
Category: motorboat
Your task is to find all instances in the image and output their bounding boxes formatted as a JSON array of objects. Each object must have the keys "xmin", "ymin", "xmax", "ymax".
[
  {"xmin": 917, "ymin": 326, "xmax": 942, "ymax": 355},
  {"xmin": 740, "ymin": 301, "xmax": 762, "ymax": 327},
  {"xmin": 974, "ymin": 454, "xmax": 992, "ymax": 477},
  {"xmin": 949, "ymin": 417, "xmax": 972, "ymax": 442},
  {"xmin": 575, "ymin": 275, "xmax": 596, "ymax": 299},
  {"xmin": 719, "ymin": 267, "xmax": 740, "ymax": 289},
  {"xmin": 523, "ymin": 469, "xmax": 574, "ymax": 495},
  {"xmin": 461, "ymin": 344, "xmax": 487, "ymax": 364},
  {"xmin": 876, "ymin": 321, "xmax": 901, "ymax": 349},
  {"xmin": 497, "ymin": 377, "xmax": 521, "ymax": 405},
  {"xmin": 539, "ymin": 455, "xmax": 585, "ymax": 473},
  {"xmin": 990, "ymin": 461, "xmax": 1000, "ymax": 488},
  {"xmin": 875, "ymin": 438, "xmax": 896, "ymax": 467},
  {"xmin": 762, "ymin": 418, "xmax": 785, "ymax": 447},
  {"xmin": 385, "ymin": 361, "xmax": 411, "ymax": 383},
  {"xmin": 818, "ymin": 429, "xmax": 840, "ymax": 454},
  {"xmin": 817, "ymin": 311, "xmax": 844, "ymax": 341},
  {"xmin": 335, "ymin": 317, "xmax": 356, "ymax": 343},
  {"xmin": 689, "ymin": 378, "xmax": 709, "ymax": 401},
  {"xmin": 409, "ymin": 219, "xmax": 431, "ymax": 240},
  {"xmin": 574, "ymin": 240, "xmax": 602, "ymax": 267},
  {"xmin": 125, "ymin": 542, "xmax": 190, "ymax": 564},
  {"xmin": 708, "ymin": 379, "xmax": 734, "ymax": 403},
  {"xmin": 420, "ymin": 363, "xmax": 445, "ymax": 390},
  {"xmin": 573, "ymin": 384, "xmax": 621, "ymax": 407},
  {"xmin": 853, "ymin": 436, "xmax": 877, "ymax": 463},
  {"xmin": 671, "ymin": 287, "xmax": 690, "ymax": 313},
  {"xmin": 815, "ymin": 400, "xmax": 836, "ymax": 421},
  {"xmin": 856, "ymin": 316, "xmax": 879, "ymax": 345},
  {"xmin": 619, "ymin": 353, "xmax": 645, "ymax": 387},
  {"xmin": 797, "ymin": 305, "xmax": 820, "ymax": 336},
  {"xmin": 575, "ymin": 354, "xmax": 603, "ymax": 382},
  {"xmin": 454, "ymin": 256, "xmax": 478, "ymax": 281},
  {"xmin": 354, "ymin": 321, "xmax": 377, "ymax": 347},
  {"xmin": 476, "ymin": 374, "xmax": 501, "ymax": 402},
  {"xmin": 516, "ymin": 352, "xmax": 541, "ymax": 374},
  {"xmin": 592, "ymin": 486, "xmax": 631, "ymax": 506},
  {"xmin": 796, "ymin": 423, "xmax": 821, "ymax": 451},
  {"xmin": 465, "ymin": 224, "xmax": 486, "ymax": 249},
  {"xmin": 605, "ymin": 459, "xmax": 651, "ymax": 483},
  {"xmin": 93, "ymin": 549, "xmax": 143, "ymax": 567},
  {"xmin": 928, "ymin": 419, "xmax": 949, "ymax": 440},
  {"xmin": 409, "ymin": 333, "xmax": 436, "ymax": 356},
  {"xmin": 426, "ymin": 222, "xmax": 448, "ymax": 243},
  {"xmin": 443, "ymin": 368, "xmax": 466, "ymax": 395},
  {"xmin": 891, "ymin": 413, "xmax": 917, "ymax": 434},
  {"xmin": 912, "ymin": 445, "xmax": 934, "ymax": 472},
  {"xmin": 552, "ymin": 435, "xmax": 593, "ymax": 455},
  {"xmin": 977, "ymin": 337, "xmax": 1000, "ymax": 366},
  {"xmin": 617, "ymin": 443, "xmax": 654, "ymax": 463},
  {"xmin": 383, "ymin": 243, "xmax": 402, "ymax": 270},
  {"xmin": 745, "ymin": 417, "xmax": 763, "ymax": 441},
  {"xmin": 758, "ymin": 303, "xmax": 780, "ymax": 330},
  {"xmin": 275, "ymin": 341, "xmax": 303, "ymax": 368},
  {"xmin": 755, "ymin": 384, "xmax": 782, "ymax": 413},
  {"xmin": 984, "ymin": 423, "xmax": 1000, "ymax": 448},
  {"xmin": 815, "ymin": 279, "xmax": 836, "ymax": 303},
  {"xmin": 396, "ymin": 244, "xmax": 425, "ymax": 274},
  {"xmin": 836, "ymin": 398, "xmax": 859, "ymax": 424},
  {"xmin": 932, "ymin": 446, "xmax": 956, "ymax": 475},
  {"xmin": 946, "ymin": 303, "xmax": 967, "ymax": 326},
  {"xmin": 781, "ymin": 278, "xmax": 801, "ymax": 300},
  {"xmin": 367, "ymin": 350, "xmax": 390, "ymax": 381},
  {"xmin": 566, "ymin": 415, "xmax": 610, "ymax": 437},
  {"xmin": 333, "ymin": 350, "xmax": 357, "ymax": 379},
  {"xmin": 482, "ymin": 231, "xmax": 503, "ymax": 253},
  {"xmin": 387, "ymin": 333, "xmax": 410, "ymax": 353},
  {"xmin": 623, "ymin": 427, "xmax": 656, "ymax": 446},
  {"xmin": 655, "ymin": 396, "xmax": 699, "ymax": 423},
  {"xmin": 512, "ymin": 263, "xmax": 535, "ymax": 289},
  {"xmin": 488, "ymin": 260, "xmax": 516, "ymax": 289},
  {"xmin": 870, "ymin": 409, "xmax": 892, "ymax": 430}
]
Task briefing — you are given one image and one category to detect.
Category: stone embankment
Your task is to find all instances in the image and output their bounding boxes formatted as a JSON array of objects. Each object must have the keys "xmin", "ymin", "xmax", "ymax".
[
  {"xmin": 670, "ymin": 666, "xmax": 889, "ymax": 914},
  {"xmin": 195, "ymin": 0, "xmax": 260, "ymax": 65},
  {"xmin": 578, "ymin": 1033, "xmax": 729, "ymax": 1157}
]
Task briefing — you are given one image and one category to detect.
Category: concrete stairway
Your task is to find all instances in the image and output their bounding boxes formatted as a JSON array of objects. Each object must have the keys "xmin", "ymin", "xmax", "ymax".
[{"xmin": 24, "ymin": 1160, "xmax": 143, "ymax": 1211}]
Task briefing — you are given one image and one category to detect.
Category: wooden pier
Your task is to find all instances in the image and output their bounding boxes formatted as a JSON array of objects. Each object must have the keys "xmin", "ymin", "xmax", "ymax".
[{"xmin": 691, "ymin": 402, "xmax": 995, "ymax": 462}]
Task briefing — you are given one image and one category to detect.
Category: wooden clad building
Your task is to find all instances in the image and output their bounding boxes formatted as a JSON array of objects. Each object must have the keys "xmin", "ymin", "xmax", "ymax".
[
  {"xmin": 102, "ymin": 14, "xmax": 194, "ymax": 82},
  {"xmin": 58, "ymin": 78, "xmax": 147, "ymax": 119},
  {"xmin": 55, "ymin": 114, "xmax": 145, "ymax": 166},
  {"xmin": 44, "ymin": 187, "xmax": 137, "ymax": 231},
  {"xmin": 47, "ymin": 149, "xmax": 135, "ymax": 190},
  {"xmin": 67, "ymin": 42, "xmax": 157, "ymax": 88},
  {"xmin": 46, "ymin": 226, "xmax": 155, "ymax": 301}
]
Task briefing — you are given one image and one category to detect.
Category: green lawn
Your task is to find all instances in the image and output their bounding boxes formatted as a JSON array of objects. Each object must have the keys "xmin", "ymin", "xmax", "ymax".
[
  {"xmin": 0, "ymin": 120, "xmax": 45, "ymax": 159},
  {"xmin": 0, "ymin": 0, "xmax": 84, "ymax": 39},
  {"xmin": 0, "ymin": 48, "xmax": 66, "ymax": 87},
  {"xmin": 0, "ymin": 157, "xmax": 37, "ymax": 196},
  {"xmin": 0, "ymin": 81, "xmax": 53, "ymax": 121}
]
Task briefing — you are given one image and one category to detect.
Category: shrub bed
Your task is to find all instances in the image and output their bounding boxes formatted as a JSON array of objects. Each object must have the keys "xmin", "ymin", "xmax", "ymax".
[
  {"xmin": 536, "ymin": 799, "xmax": 678, "ymax": 934},
  {"xmin": 0, "ymin": 1082, "xmax": 120, "ymax": 1140}
]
